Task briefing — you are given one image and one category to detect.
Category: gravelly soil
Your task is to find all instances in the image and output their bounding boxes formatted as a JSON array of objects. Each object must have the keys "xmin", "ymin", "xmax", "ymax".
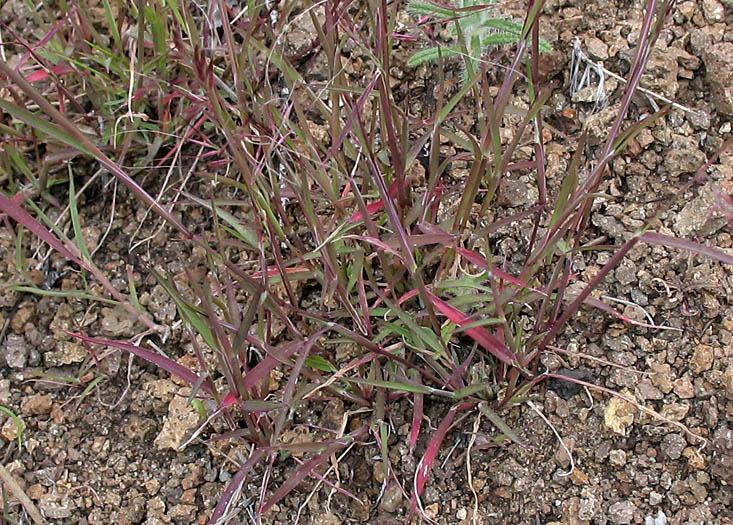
[{"xmin": 0, "ymin": 0, "xmax": 732, "ymax": 524}]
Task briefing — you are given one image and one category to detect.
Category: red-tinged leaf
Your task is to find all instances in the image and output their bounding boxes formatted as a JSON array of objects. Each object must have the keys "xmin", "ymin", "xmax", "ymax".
[
  {"xmin": 259, "ymin": 444, "xmax": 346, "ymax": 515},
  {"xmin": 25, "ymin": 65, "xmax": 74, "ymax": 82},
  {"xmin": 407, "ymin": 233, "xmax": 455, "ymax": 247},
  {"xmin": 414, "ymin": 223, "xmax": 456, "ymax": 247},
  {"xmin": 583, "ymin": 296, "xmax": 678, "ymax": 331},
  {"xmin": 348, "ymin": 178, "xmax": 400, "ymax": 223},
  {"xmin": 249, "ymin": 266, "xmax": 310, "ymax": 279},
  {"xmin": 397, "ymin": 289, "xmax": 420, "ymax": 306},
  {"xmin": 209, "ymin": 449, "xmax": 265, "ymax": 524},
  {"xmin": 346, "ymin": 235, "xmax": 406, "ymax": 263},
  {"xmin": 218, "ymin": 391, "xmax": 238, "ymax": 411},
  {"xmin": 409, "ymin": 390, "xmax": 423, "ymax": 452},
  {"xmin": 241, "ymin": 340, "xmax": 302, "ymax": 390},
  {"xmin": 70, "ymin": 333, "xmax": 213, "ymax": 394},
  {"xmin": 640, "ymin": 231, "xmax": 733, "ymax": 265},
  {"xmin": 426, "ymin": 292, "xmax": 516, "ymax": 365},
  {"xmin": 414, "ymin": 405, "xmax": 458, "ymax": 500},
  {"xmin": 0, "ymin": 193, "xmax": 84, "ymax": 268},
  {"xmin": 456, "ymin": 247, "xmax": 530, "ymax": 289}
]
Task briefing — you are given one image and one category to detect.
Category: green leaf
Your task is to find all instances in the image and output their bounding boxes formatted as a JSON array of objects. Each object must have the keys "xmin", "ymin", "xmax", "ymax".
[
  {"xmin": 477, "ymin": 401, "xmax": 524, "ymax": 445},
  {"xmin": 0, "ymin": 99, "xmax": 94, "ymax": 157},
  {"xmin": 305, "ymin": 355, "xmax": 337, "ymax": 373}
]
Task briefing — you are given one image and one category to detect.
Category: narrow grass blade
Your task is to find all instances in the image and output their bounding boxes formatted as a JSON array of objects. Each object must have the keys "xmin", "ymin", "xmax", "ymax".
[
  {"xmin": 639, "ymin": 231, "xmax": 733, "ymax": 265},
  {"xmin": 209, "ymin": 449, "xmax": 265, "ymax": 525},
  {"xmin": 426, "ymin": 292, "xmax": 516, "ymax": 365},
  {"xmin": 414, "ymin": 404, "xmax": 458, "ymax": 500},
  {"xmin": 70, "ymin": 333, "xmax": 213, "ymax": 395}
]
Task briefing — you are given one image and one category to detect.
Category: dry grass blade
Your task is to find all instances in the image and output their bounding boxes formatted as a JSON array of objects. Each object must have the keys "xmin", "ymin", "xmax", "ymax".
[{"xmin": 0, "ymin": 463, "xmax": 46, "ymax": 524}]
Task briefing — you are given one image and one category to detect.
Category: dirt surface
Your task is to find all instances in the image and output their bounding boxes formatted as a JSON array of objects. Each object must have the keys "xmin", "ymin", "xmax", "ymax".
[{"xmin": 1, "ymin": 0, "xmax": 732, "ymax": 524}]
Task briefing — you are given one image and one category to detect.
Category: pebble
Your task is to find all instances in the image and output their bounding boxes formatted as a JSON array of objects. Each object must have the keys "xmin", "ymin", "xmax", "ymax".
[
  {"xmin": 608, "ymin": 500, "xmax": 636, "ymax": 524},
  {"xmin": 38, "ymin": 494, "xmax": 75, "ymax": 519},
  {"xmin": 154, "ymin": 388, "xmax": 202, "ymax": 450},
  {"xmin": 710, "ymin": 425, "xmax": 733, "ymax": 484},
  {"xmin": 609, "ymin": 449, "xmax": 627, "ymax": 467},
  {"xmin": 20, "ymin": 394, "xmax": 53, "ymax": 415},
  {"xmin": 636, "ymin": 380, "xmax": 664, "ymax": 401},
  {"xmin": 100, "ymin": 305, "xmax": 139, "ymax": 337},
  {"xmin": 673, "ymin": 378, "xmax": 694, "ymax": 399},
  {"xmin": 645, "ymin": 510, "xmax": 668, "ymax": 525},
  {"xmin": 0, "ymin": 416, "xmax": 24, "ymax": 442},
  {"xmin": 703, "ymin": 42, "xmax": 733, "ymax": 115},
  {"xmin": 650, "ymin": 363, "xmax": 673, "ymax": 394},
  {"xmin": 690, "ymin": 344, "xmax": 714, "ymax": 373},
  {"xmin": 664, "ymin": 135, "xmax": 706, "ymax": 178},
  {"xmin": 660, "ymin": 433, "xmax": 686, "ymax": 460},
  {"xmin": 649, "ymin": 492, "xmax": 663, "ymax": 506},
  {"xmin": 10, "ymin": 306, "xmax": 34, "ymax": 334},
  {"xmin": 2, "ymin": 334, "xmax": 28, "ymax": 369},
  {"xmin": 44, "ymin": 341, "xmax": 86, "ymax": 366},
  {"xmin": 702, "ymin": 0, "xmax": 725, "ymax": 22},
  {"xmin": 604, "ymin": 395, "xmax": 636, "ymax": 435},
  {"xmin": 660, "ymin": 402, "xmax": 689, "ymax": 422}
]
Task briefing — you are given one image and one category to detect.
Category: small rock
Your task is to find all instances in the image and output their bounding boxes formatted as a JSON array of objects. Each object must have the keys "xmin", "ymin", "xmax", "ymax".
[
  {"xmin": 20, "ymin": 394, "xmax": 53, "ymax": 415},
  {"xmin": 636, "ymin": 380, "xmax": 664, "ymax": 401},
  {"xmin": 0, "ymin": 416, "xmax": 24, "ymax": 442},
  {"xmin": 143, "ymin": 379, "xmax": 178, "ymax": 402},
  {"xmin": 660, "ymin": 433, "xmax": 686, "ymax": 460},
  {"xmin": 144, "ymin": 479, "xmax": 161, "ymax": 496},
  {"xmin": 0, "ymin": 380, "xmax": 9, "ymax": 404},
  {"xmin": 154, "ymin": 388, "xmax": 202, "ymax": 451},
  {"xmin": 660, "ymin": 402, "xmax": 689, "ymax": 422},
  {"xmin": 584, "ymin": 104, "xmax": 619, "ymax": 144},
  {"xmin": 38, "ymin": 493, "xmax": 75, "ymax": 519},
  {"xmin": 609, "ymin": 449, "xmax": 627, "ymax": 467},
  {"xmin": 578, "ymin": 489, "xmax": 601, "ymax": 520},
  {"xmin": 585, "ymin": 37, "xmax": 609, "ymax": 61},
  {"xmin": 424, "ymin": 503, "xmax": 439, "ymax": 520},
  {"xmin": 664, "ymin": 135, "xmax": 705, "ymax": 177},
  {"xmin": 549, "ymin": 369, "xmax": 593, "ymax": 400},
  {"xmin": 604, "ymin": 394, "xmax": 637, "ymax": 435},
  {"xmin": 608, "ymin": 500, "xmax": 636, "ymax": 524},
  {"xmin": 702, "ymin": 0, "xmax": 725, "ymax": 22},
  {"xmin": 703, "ymin": 42, "xmax": 733, "ymax": 115},
  {"xmin": 379, "ymin": 483, "xmax": 403, "ymax": 513},
  {"xmin": 561, "ymin": 497, "xmax": 587, "ymax": 525},
  {"xmin": 645, "ymin": 510, "xmax": 668, "ymax": 525},
  {"xmin": 44, "ymin": 341, "xmax": 86, "ymax": 366},
  {"xmin": 100, "ymin": 305, "xmax": 139, "ymax": 337},
  {"xmin": 673, "ymin": 378, "xmax": 694, "ymax": 399},
  {"xmin": 641, "ymin": 45, "xmax": 678, "ymax": 99},
  {"xmin": 570, "ymin": 469, "xmax": 589, "ymax": 485},
  {"xmin": 650, "ymin": 363, "xmax": 673, "ymax": 394},
  {"xmin": 554, "ymin": 437, "xmax": 575, "ymax": 469},
  {"xmin": 10, "ymin": 306, "xmax": 34, "ymax": 334},
  {"xmin": 3, "ymin": 334, "xmax": 28, "ymax": 368},
  {"xmin": 168, "ymin": 504, "xmax": 197, "ymax": 519},
  {"xmin": 710, "ymin": 424, "xmax": 733, "ymax": 484},
  {"xmin": 690, "ymin": 344, "xmax": 714, "ymax": 374},
  {"xmin": 649, "ymin": 492, "xmax": 663, "ymax": 506},
  {"xmin": 373, "ymin": 461, "xmax": 387, "ymax": 484},
  {"xmin": 311, "ymin": 513, "xmax": 341, "ymax": 525},
  {"xmin": 674, "ymin": 183, "xmax": 727, "ymax": 236}
]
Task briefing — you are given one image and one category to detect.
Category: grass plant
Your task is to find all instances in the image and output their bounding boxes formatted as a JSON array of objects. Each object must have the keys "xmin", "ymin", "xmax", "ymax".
[{"xmin": 0, "ymin": 0, "xmax": 731, "ymax": 523}]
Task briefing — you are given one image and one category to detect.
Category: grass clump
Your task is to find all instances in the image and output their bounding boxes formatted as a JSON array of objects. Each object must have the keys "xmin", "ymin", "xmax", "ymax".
[{"xmin": 0, "ymin": 0, "xmax": 731, "ymax": 523}]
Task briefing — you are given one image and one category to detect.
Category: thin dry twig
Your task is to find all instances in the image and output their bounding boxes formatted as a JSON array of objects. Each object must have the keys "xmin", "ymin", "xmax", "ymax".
[
  {"xmin": 0, "ymin": 463, "xmax": 47, "ymax": 524},
  {"xmin": 466, "ymin": 411, "xmax": 482, "ymax": 525}
]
